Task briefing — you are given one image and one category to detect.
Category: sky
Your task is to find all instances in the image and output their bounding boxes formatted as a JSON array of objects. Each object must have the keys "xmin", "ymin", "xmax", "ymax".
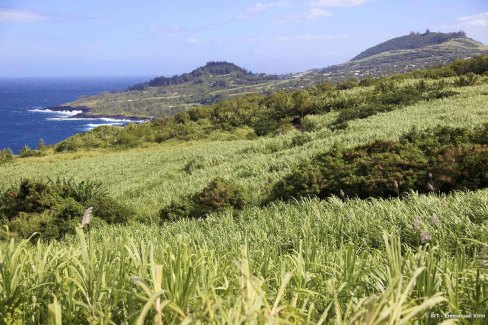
[{"xmin": 1, "ymin": 0, "xmax": 487, "ymax": 77}]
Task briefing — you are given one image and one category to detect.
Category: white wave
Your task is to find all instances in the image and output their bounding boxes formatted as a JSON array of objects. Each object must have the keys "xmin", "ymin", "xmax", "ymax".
[
  {"xmin": 29, "ymin": 108, "xmax": 83, "ymax": 116},
  {"xmin": 47, "ymin": 117, "xmax": 91, "ymax": 121},
  {"xmin": 98, "ymin": 117, "xmax": 141, "ymax": 123},
  {"xmin": 47, "ymin": 116, "xmax": 148, "ymax": 123},
  {"xmin": 82, "ymin": 123, "xmax": 125, "ymax": 131}
]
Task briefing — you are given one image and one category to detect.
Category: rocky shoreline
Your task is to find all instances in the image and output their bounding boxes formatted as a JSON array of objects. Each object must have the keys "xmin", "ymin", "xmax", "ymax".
[{"xmin": 46, "ymin": 106, "xmax": 150, "ymax": 122}]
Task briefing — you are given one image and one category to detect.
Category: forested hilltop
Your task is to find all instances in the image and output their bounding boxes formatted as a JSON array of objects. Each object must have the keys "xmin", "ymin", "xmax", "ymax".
[
  {"xmin": 129, "ymin": 61, "xmax": 280, "ymax": 90},
  {"xmin": 64, "ymin": 61, "xmax": 287, "ymax": 118},
  {"xmin": 1, "ymin": 56, "xmax": 488, "ymax": 323},
  {"xmin": 62, "ymin": 31, "xmax": 488, "ymax": 119}
]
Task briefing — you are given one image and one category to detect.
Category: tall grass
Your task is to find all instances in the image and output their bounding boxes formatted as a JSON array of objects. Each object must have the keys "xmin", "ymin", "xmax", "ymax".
[
  {"xmin": 0, "ymin": 81, "xmax": 487, "ymax": 323},
  {"xmin": 1, "ymin": 193, "xmax": 487, "ymax": 323}
]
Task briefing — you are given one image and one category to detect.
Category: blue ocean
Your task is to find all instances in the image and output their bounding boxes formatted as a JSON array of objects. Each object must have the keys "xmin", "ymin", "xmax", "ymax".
[{"xmin": 0, "ymin": 77, "xmax": 148, "ymax": 153}]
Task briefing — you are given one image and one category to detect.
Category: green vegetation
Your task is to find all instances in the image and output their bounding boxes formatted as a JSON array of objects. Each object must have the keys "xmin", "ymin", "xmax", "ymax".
[
  {"xmin": 53, "ymin": 56, "xmax": 488, "ymax": 152},
  {"xmin": 271, "ymin": 124, "xmax": 488, "ymax": 202},
  {"xmin": 63, "ymin": 34, "xmax": 488, "ymax": 119},
  {"xmin": 160, "ymin": 177, "xmax": 250, "ymax": 221},
  {"xmin": 306, "ymin": 33, "xmax": 488, "ymax": 85},
  {"xmin": 64, "ymin": 62, "xmax": 285, "ymax": 118},
  {"xmin": 352, "ymin": 31, "xmax": 467, "ymax": 61},
  {"xmin": 1, "ymin": 58, "xmax": 488, "ymax": 323},
  {"xmin": 0, "ymin": 149, "xmax": 14, "ymax": 165},
  {"xmin": 0, "ymin": 179, "xmax": 132, "ymax": 240},
  {"xmin": 129, "ymin": 61, "xmax": 279, "ymax": 90}
]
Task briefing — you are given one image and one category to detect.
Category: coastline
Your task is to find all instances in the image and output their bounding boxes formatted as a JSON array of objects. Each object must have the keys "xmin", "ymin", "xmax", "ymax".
[{"xmin": 46, "ymin": 105, "xmax": 151, "ymax": 122}]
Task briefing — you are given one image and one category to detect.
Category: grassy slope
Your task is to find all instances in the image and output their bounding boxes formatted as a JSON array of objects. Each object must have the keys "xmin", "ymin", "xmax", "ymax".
[
  {"xmin": 1, "ymin": 81, "xmax": 487, "ymax": 323},
  {"xmin": 307, "ymin": 38, "xmax": 488, "ymax": 83},
  {"xmin": 2, "ymin": 83, "xmax": 488, "ymax": 217}
]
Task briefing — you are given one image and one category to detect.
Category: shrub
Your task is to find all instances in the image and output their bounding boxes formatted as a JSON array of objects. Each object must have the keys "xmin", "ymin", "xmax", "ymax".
[
  {"xmin": 159, "ymin": 199, "xmax": 194, "ymax": 222},
  {"xmin": 193, "ymin": 178, "xmax": 248, "ymax": 216},
  {"xmin": 19, "ymin": 145, "xmax": 42, "ymax": 158},
  {"xmin": 271, "ymin": 124, "xmax": 488, "ymax": 202},
  {"xmin": 333, "ymin": 103, "xmax": 395, "ymax": 128},
  {"xmin": 454, "ymin": 72, "xmax": 479, "ymax": 87},
  {"xmin": 51, "ymin": 178, "xmax": 108, "ymax": 204},
  {"xmin": 183, "ymin": 157, "xmax": 207, "ymax": 174},
  {"xmin": 336, "ymin": 79, "xmax": 359, "ymax": 90},
  {"xmin": 56, "ymin": 197, "xmax": 85, "ymax": 222},
  {"xmin": 159, "ymin": 178, "xmax": 250, "ymax": 221},
  {"xmin": 87, "ymin": 196, "xmax": 134, "ymax": 225},
  {"xmin": 0, "ymin": 178, "xmax": 129, "ymax": 239},
  {"xmin": 3, "ymin": 180, "xmax": 60, "ymax": 216},
  {"xmin": 254, "ymin": 118, "xmax": 278, "ymax": 136},
  {"xmin": 0, "ymin": 149, "xmax": 15, "ymax": 165}
]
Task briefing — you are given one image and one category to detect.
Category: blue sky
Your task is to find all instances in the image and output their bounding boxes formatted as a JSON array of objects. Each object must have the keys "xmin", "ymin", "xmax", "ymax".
[{"xmin": 1, "ymin": 0, "xmax": 487, "ymax": 77}]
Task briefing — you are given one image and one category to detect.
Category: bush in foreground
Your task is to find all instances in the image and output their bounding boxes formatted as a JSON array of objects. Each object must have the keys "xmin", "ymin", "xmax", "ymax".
[
  {"xmin": 160, "ymin": 177, "xmax": 250, "ymax": 221},
  {"xmin": 0, "ymin": 178, "xmax": 132, "ymax": 240}
]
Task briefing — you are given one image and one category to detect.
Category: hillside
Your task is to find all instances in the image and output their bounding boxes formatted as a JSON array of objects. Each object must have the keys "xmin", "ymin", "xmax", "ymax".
[
  {"xmin": 129, "ymin": 61, "xmax": 278, "ymax": 90},
  {"xmin": 352, "ymin": 31, "xmax": 467, "ymax": 61},
  {"xmin": 63, "ymin": 61, "xmax": 285, "ymax": 118},
  {"xmin": 1, "ymin": 59, "xmax": 488, "ymax": 322},
  {"xmin": 296, "ymin": 31, "xmax": 488, "ymax": 86}
]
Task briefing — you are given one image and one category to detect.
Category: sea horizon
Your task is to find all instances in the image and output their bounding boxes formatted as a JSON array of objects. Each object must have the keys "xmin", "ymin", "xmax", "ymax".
[{"xmin": 0, "ymin": 76, "xmax": 149, "ymax": 153}]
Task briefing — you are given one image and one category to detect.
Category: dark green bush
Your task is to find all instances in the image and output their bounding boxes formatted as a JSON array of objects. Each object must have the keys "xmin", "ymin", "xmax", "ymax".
[
  {"xmin": 336, "ymin": 79, "xmax": 359, "ymax": 90},
  {"xmin": 0, "ymin": 149, "xmax": 15, "ymax": 165},
  {"xmin": 3, "ymin": 180, "xmax": 60, "ymax": 216},
  {"xmin": 271, "ymin": 124, "xmax": 488, "ymax": 202},
  {"xmin": 193, "ymin": 178, "xmax": 248, "ymax": 216},
  {"xmin": 51, "ymin": 178, "xmax": 108, "ymax": 204},
  {"xmin": 254, "ymin": 118, "xmax": 279, "ymax": 136},
  {"xmin": 159, "ymin": 177, "xmax": 250, "ymax": 221},
  {"xmin": 183, "ymin": 157, "xmax": 206, "ymax": 174},
  {"xmin": 87, "ymin": 196, "xmax": 134, "ymax": 224},
  {"xmin": 332, "ymin": 83, "xmax": 457, "ymax": 127},
  {"xmin": 0, "ymin": 178, "xmax": 129, "ymax": 240},
  {"xmin": 334, "ymin": 103, "xmax": 395, "ymax": 128},
  {"xmin": 56, "ymin": 197, "xmax": 85, "ymax": 221},
  {"xmin": 159, "ymin": 199, "xmax": 194, "ymax": 222},
  {"xmin": 19, "ymin": 145, "xmax": 43, "ymax": 158},
  {"xmin": 454, "ymin": 72, "xmax": 479, "ymax": 87}
]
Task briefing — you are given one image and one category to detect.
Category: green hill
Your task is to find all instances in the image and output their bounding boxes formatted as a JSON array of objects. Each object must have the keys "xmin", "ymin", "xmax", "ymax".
[
  {"xmin": 300, "ymin": 31, "xmax": 488, "ymax": 84},
  {"xmin": 352, "ymin": 31, "xmax": 468, "ymax": 60},
  {"xmin": 129, "ymin": 61, "xmax": 279, "ymax": 90},
  {"xmin": 63, "ymin": 61, "xmax": 285, "ymax": 118}
]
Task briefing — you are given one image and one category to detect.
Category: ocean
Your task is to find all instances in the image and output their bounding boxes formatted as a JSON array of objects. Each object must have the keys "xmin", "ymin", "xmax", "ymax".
[{"xmin": 0, "ymin": 77, "xmax": 149, "ymax": 153}]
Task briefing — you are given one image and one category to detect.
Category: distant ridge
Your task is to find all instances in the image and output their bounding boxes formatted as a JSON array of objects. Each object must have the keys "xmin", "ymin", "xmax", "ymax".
[
  {"xmin": 352, "ymin": 31, "xmax": 467, "ymax": 61},
  {"xmin": 298, "ymin": 31, "xmax": 488, "ymax": 84},
  {"xmin": 129, "ymin": 61, "xmax": 279, "ymax": 91}
]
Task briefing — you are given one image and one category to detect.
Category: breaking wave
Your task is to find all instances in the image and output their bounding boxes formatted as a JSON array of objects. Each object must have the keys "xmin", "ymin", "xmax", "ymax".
[
  {"xmin": 29, "ymin": 108, "xmax": 83, "ymax": 116},
  {"xmin": 82, "ymin": 123, "xmax": 126, "ymax": 131}
]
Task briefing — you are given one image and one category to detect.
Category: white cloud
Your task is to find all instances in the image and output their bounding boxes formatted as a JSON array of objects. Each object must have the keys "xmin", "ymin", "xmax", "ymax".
[
  {"xmin": 274, "ymin": 33, "xmax": 349, "ymax": 41},
  {"xmin": 149, "ymin": 26, "xmax": 189, "ymax": 37},
  {"xmin": 458, "ymin": 12, "xmax": 488, "ymax": 28},
  {"xmin": 0, "ymin": 9, "xmax": 55, "ymax": 22},
  {"xmin": 304, "ymin": 8, "xmax": 333, "ymax": 21},
  {"xmin": 237, "ymin": 1, "xmax": 290, "ymax": 20},
  {"xmin": 294, "ymin": 0, "xmax": 372, "ymax": 22},
  {"xmin": 310, "ymin": 0, "xmax": 371, "ymax": 7},
  {"xmin": 185, "ymin": 37, "xmax": 208, "ymax": 45}
]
